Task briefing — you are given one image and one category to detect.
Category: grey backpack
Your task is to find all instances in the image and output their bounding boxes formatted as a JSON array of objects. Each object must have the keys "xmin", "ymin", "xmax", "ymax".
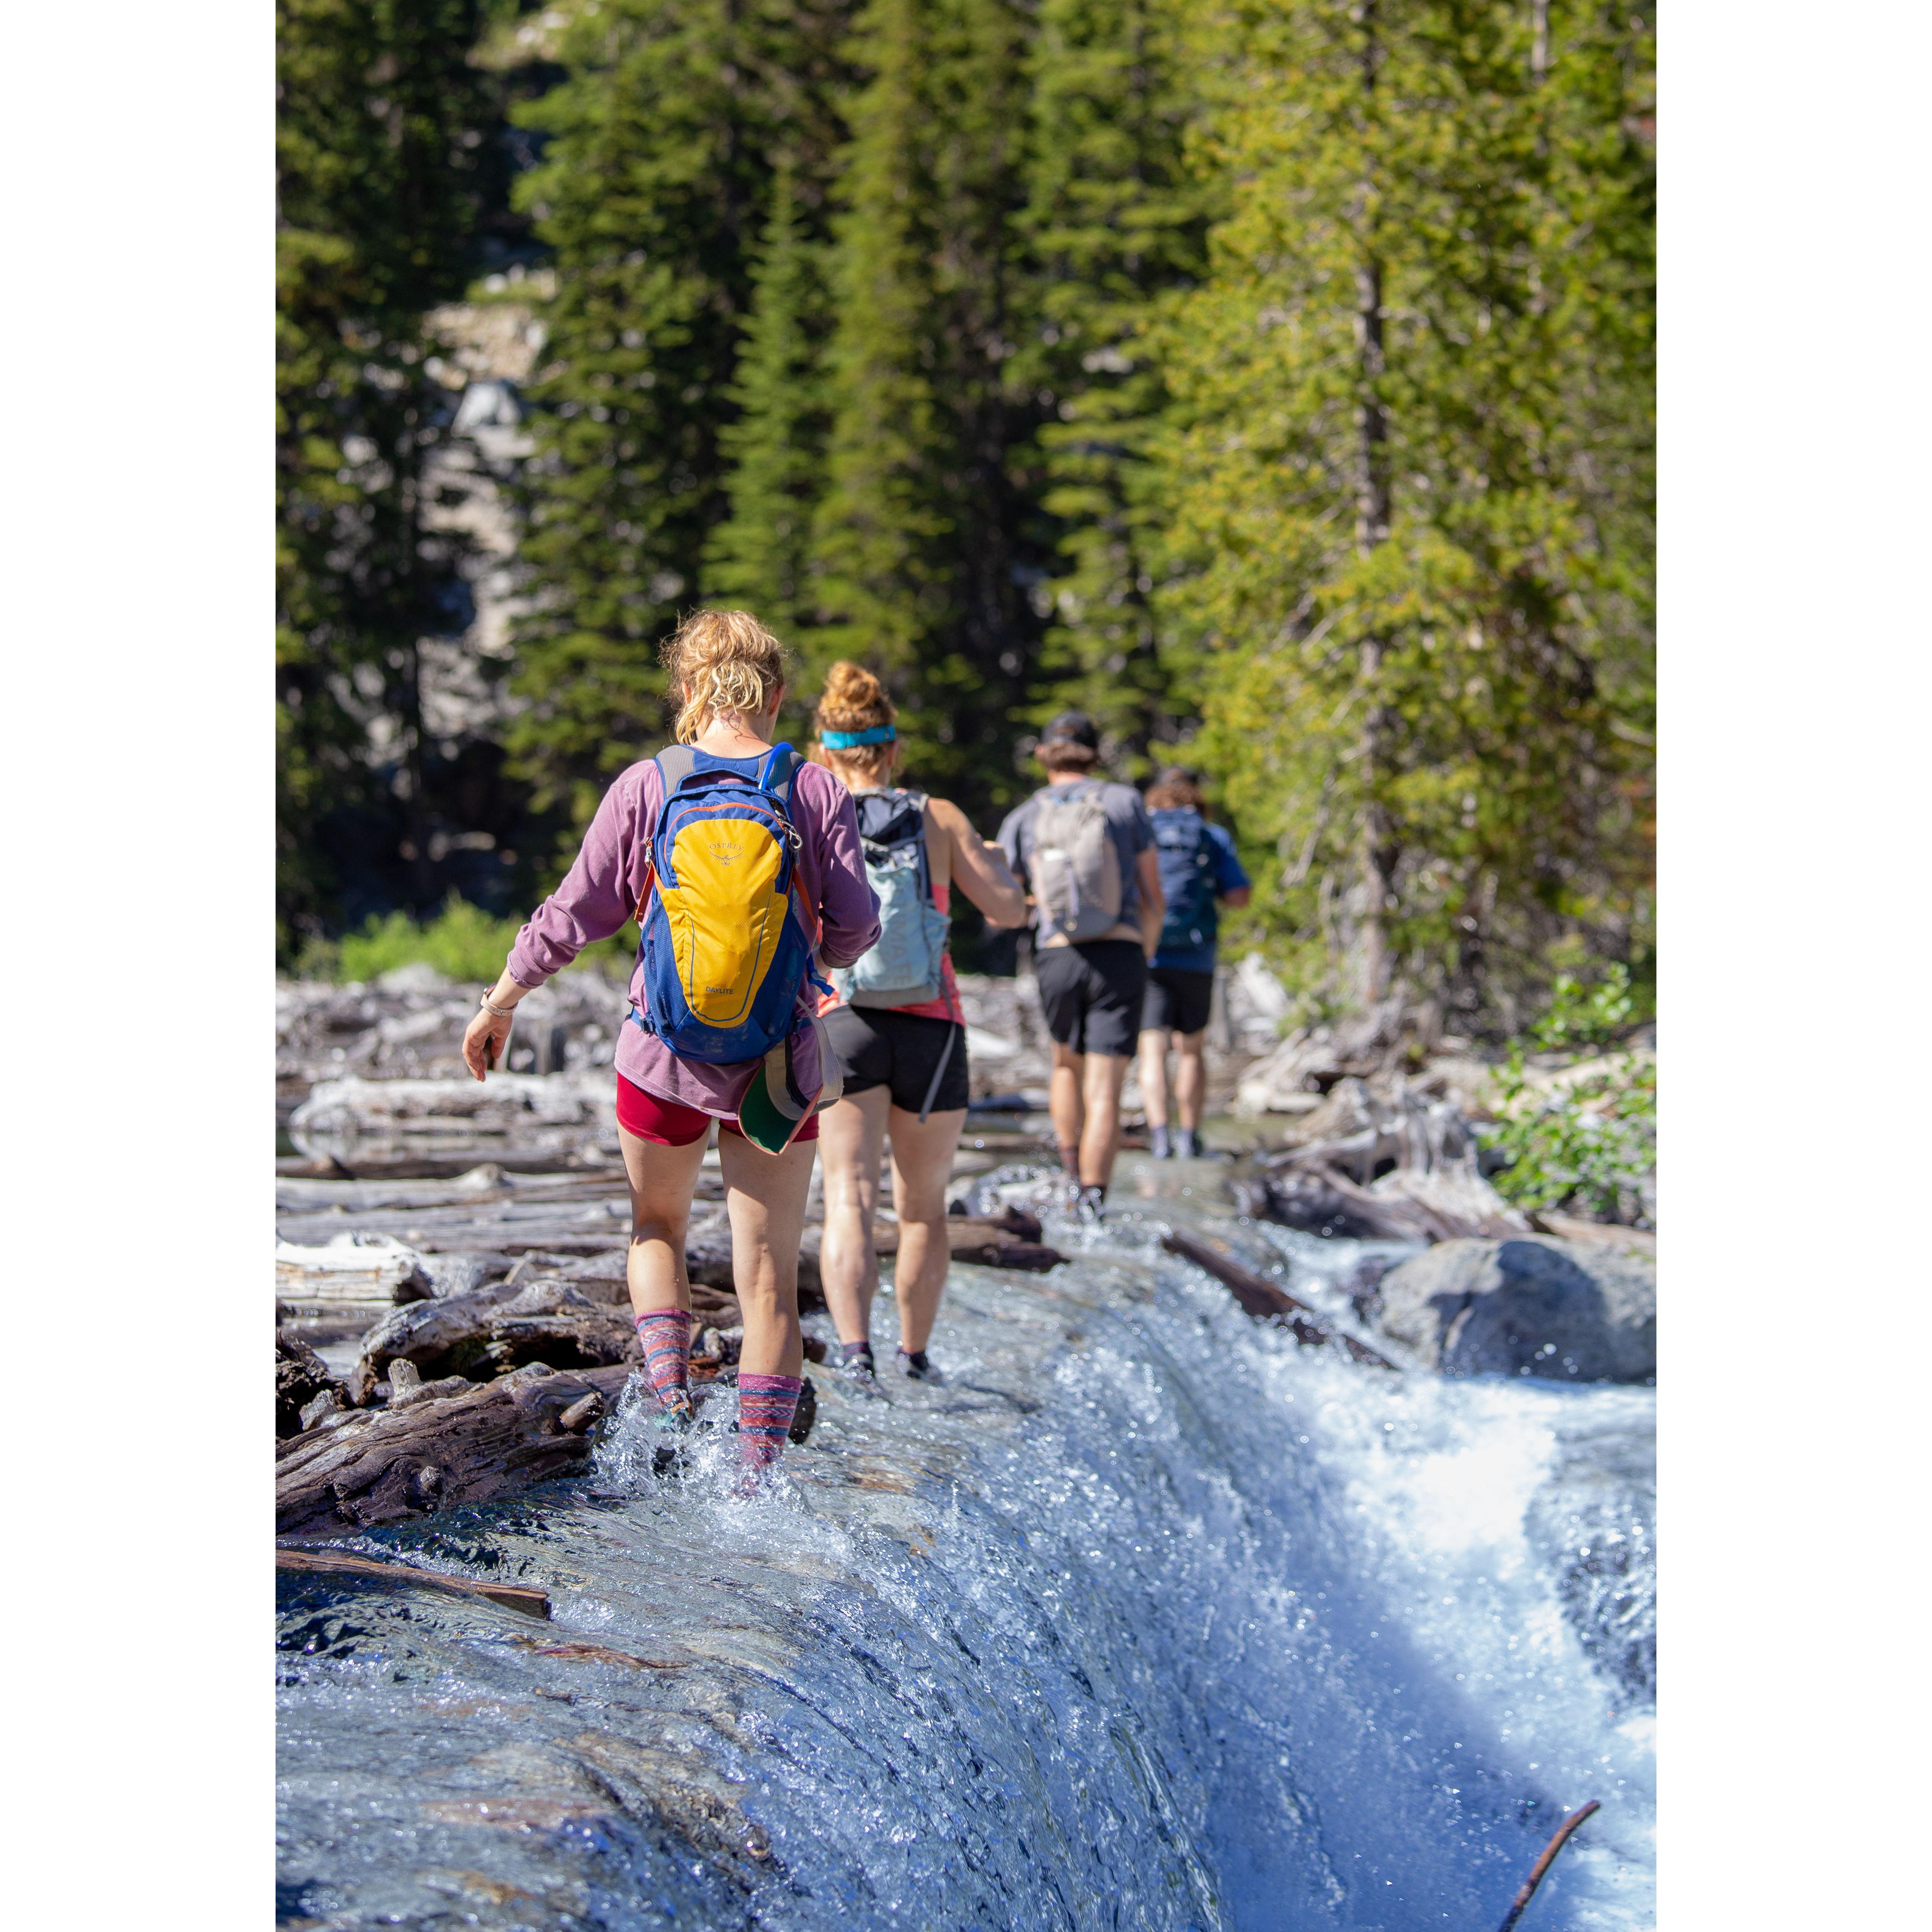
[{"xmin": 1029, "ymin": 783, "xmax": 1122, "ymax": 942}]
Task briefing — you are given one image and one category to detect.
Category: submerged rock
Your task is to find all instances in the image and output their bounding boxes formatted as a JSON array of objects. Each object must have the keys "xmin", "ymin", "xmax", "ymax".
[{"xmin": 1369, "ymin": 1234, "xmax": 1655, "ymax": 1382}]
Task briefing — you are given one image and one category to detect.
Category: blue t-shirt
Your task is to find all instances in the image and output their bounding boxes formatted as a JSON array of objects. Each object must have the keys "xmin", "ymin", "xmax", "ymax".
[{"xmin": 1152, "ymin": 819, "xmax": 1250, "ymax": 974}]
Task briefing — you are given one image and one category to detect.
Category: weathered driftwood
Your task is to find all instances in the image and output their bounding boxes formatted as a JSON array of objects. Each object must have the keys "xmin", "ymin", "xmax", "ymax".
[
  {"xmin": 1161, "ymin": 1228, "xmax": 1398, "ymax": 1371},
  {"xmin": 275, "ymin": 1545, "xmax": 551, "ymax": 1620},
  {"xmin": 276, "ymin": 1233, "xmax": 437, "ymax": 1307},
  {"xmin": 348, "ymin": 1281, "xmax": 637, "ymax": 1399},
  {"xmin": 276, "ymin": 1334, "xmax": 346, "ymax": 1439},
  {"xmin": 276, "ymin": 1361, "xmax": 633, "ymax": 1535},
  {"xmin": 873, "ymin": 1216, "xmax": 1065, "ymax": 1273},
  {"xmin": 1250, "ymin": 1079, "xmax": 1529, "ymax": 1243}
]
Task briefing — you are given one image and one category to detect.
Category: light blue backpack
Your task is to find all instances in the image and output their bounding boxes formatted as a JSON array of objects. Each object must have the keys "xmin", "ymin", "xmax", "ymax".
[{"xmin": 829, "ymin": 789, "xmax": 951, "ymax": 1009}]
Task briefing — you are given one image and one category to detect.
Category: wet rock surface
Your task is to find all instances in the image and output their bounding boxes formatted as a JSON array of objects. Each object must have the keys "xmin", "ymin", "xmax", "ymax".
[{"xmin": 1368, "ymin": 1234, "xmax": 1657, "ymax": 1382}]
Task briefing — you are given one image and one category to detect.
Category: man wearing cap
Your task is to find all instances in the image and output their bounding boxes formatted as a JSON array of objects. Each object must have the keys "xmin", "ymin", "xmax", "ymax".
[{"xmin": 997, "ymin": 713, "xmax": 1164, "ymax": 1218}]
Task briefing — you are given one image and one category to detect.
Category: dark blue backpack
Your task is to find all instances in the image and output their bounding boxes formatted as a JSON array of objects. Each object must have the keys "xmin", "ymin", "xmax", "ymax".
[{"xmin": 1153, "ymin": 807, "xmax": 1218, "ymax": 955}]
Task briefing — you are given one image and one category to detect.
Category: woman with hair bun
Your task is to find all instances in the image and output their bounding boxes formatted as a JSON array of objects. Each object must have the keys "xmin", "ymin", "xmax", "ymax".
[
  {"xmin": 811, "ymin": 662, "xmax": 1027, "ymax": 1386},
  {"xmin": 460, "ymin": 611, "xmax": 880, "ymax": 1492}
]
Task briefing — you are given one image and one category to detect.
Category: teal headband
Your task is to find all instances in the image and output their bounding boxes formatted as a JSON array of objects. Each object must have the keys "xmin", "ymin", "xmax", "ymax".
[{"xmin": 821, "ymin": 724, "xmax": 896, "ymax": 749}]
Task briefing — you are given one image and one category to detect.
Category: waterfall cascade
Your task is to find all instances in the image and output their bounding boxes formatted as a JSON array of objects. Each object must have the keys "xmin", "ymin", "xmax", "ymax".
[{"xmin": 277, "ymin": 1165, "xmax": 1655, "ymax": 1931}]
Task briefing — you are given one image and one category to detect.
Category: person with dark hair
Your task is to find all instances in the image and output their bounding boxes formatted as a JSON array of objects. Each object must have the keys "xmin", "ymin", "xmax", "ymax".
[
  {"xmin": 1139, "ymin": 767, "xmax": 1250, "ymax": 1158},
  {"xmin": 997, "ymin": 713, "xmax": 1164, "ymax": 1219}
]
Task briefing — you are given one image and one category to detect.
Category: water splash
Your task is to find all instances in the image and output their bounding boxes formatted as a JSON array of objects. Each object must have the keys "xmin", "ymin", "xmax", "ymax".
[{"xmin": 277, "ymin": 1164, "xmax": 1654, "ymax": 1929}]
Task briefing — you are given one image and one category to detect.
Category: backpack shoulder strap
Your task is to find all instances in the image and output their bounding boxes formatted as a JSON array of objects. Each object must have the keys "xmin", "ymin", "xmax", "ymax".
[{"xmin": 654, "ymin": 743, "xmax": 700, "ymax": 798}]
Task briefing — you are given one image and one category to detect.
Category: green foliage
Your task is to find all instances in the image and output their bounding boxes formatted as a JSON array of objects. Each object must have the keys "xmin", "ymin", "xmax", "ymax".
[
  {"xmin": 1151, "ymin": 0, "xmax": 1655, "ymax": 1025},
  {"xmin": 1014, "ymin": 0, "xmax": 1213, "ymax": 767},
  {"xmin": 1483, "ymin": 964, "xmax": 1655, "ymax": 1225},
  {"xmin": 276, "ymin": 0, "xmax": 503, "ymax": 962},
  {"xmin": 704, "ymin": 163, "xmax": 828, "ymax": 641},
  {"xmin": 276, "ymin": 0, "xmax": 1656, "ymax": 1033},
  {"xmin": 505, "ymin": 0, "xmax": 857, "ymax": 850},
  {"xmin": 302, "ymin": 894, "xmax": 635, "ymax": 983},
  {"xmin": 804, "ymin": 0, "xmax": 1040, "ymax": 820}
]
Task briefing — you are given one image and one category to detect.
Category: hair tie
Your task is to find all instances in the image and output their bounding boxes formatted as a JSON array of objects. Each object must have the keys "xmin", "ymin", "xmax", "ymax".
[{"xmin": 821, "ymin": 724, "xmax": 896, "ymax": 749}]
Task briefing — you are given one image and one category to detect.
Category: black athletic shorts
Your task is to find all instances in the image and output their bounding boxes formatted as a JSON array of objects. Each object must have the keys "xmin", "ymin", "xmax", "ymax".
[
  {"xmin": 822, "ymin": 1004, "xmax": 971, "ymax": 1114},
  {"xmin": 1141, "ymin": 967, "xmax": 1215, "ymax": 1037},
  {"xmin": 1034, "ymin": 940, "xmax": 1148, "ymax": 1059}
]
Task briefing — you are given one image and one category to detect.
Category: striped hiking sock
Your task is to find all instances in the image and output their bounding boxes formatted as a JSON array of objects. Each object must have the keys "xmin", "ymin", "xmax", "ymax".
[
  {"xmin": 633, "ymin": 1309, "xmax": 693, "ymax": 1417},
  {"xmin": 736, "ymin": 1373, "xmax": 805, "ymax": 1477}
]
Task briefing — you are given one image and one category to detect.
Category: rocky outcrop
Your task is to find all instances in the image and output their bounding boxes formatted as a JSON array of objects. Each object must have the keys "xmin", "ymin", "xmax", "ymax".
[{"xmin": 1367, "ymin": 1235, "xmax": 1655, "ymax": 1383}]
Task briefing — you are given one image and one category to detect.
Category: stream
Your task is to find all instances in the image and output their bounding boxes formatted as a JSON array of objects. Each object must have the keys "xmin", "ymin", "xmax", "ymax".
[{"xmin": 276, "ymin": 1152, "xmax": 1655, "ymax": 1932}]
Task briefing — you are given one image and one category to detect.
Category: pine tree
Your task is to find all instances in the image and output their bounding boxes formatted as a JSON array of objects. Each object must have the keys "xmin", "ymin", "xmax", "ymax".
[
  {"xmin": 505, "ymin": 0, "xmax": 855, "ymax": 845},
  {"xmin": 807, "ymin": 0, "xmax": 1039, "ymax": 819},
  {"xmin": 703, "ymin": 162, "xmax": 827, "ymax": 642},
  {"xmin": 276, "ymin": 0, "xmax": 502, "ymax": 961},
  {"xmin": 1153, "ymin": 0, "xmax": 1654, "ymax": 1028},
  {"xmin": 1015, "ymin": 0, "xmax": 1212, "ymax": 770}
]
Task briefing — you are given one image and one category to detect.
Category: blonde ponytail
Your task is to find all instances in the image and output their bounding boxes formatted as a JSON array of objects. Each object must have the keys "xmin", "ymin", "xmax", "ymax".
[{"xmin": 661, "ymin": 610, "xmax": 789, "ymax": 743}]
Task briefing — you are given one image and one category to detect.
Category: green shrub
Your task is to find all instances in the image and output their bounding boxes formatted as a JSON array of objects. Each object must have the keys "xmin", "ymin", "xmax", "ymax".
[
  {"xmin": 297, "ymin": 897, "xmax": 636, "ymax": 986},
  {"xmin": 1481, "ymin": 966, "xmax": 1656, "ymax": 1226}
]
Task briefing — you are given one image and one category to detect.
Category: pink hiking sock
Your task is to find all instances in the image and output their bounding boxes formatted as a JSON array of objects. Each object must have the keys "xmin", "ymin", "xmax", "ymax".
[
  {"xmin": 634, "ymin": 1309, "xmax": 693, "ymax": 1415},
  {"xmin": 735, "ymin": 1373, "xmax": 804, "ymax": 1477}
]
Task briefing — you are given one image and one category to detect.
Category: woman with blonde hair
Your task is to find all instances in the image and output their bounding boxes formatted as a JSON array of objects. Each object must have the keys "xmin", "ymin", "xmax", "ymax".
[
  {"xmin": 461, "ymin": 612, "xmax": 880, "ymax": 1490},
  {"xmin": 810, "ymin": 662, "xmax": 1027, "ymax": 1386}
]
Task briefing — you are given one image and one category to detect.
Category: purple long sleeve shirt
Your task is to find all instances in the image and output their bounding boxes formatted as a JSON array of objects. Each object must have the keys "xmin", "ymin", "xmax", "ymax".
[{"xmin": 504, "ymin": 755, "xmax": 881, "ymax": 1117}]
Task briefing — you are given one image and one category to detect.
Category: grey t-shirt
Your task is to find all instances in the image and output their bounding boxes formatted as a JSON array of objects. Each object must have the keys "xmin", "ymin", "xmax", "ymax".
[{"xmin": 997, "ymin": 780, "xmax": 1156, "ymax": 945}]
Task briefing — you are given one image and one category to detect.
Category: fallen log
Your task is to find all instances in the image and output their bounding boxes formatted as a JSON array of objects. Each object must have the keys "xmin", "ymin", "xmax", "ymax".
[
  {"xmin": 873, "ymin": 1217, "xmax": 1066, "ymax": 1273},
  {"xmin": 275, "ymin": 1545, "xmax": 551, "ymax": 1620},
  {"xmin": 276, "ymin": 1361, "xmax": 632, "ymax": 1536},
  {"xmin": 1161, "ymin": 1228, "xmax": 1398, "ymax": 1371},
  {"xmin": 276, "ymin": 1333, "xmax": 346, "ymax": 1439},
  {"xmin": 276, "ymin": 1234, "xmax": 437, "ymax": 1306},
  {"xmin": 347, "ymin": 1281, "xmax": 637, "ymax": 1399}
]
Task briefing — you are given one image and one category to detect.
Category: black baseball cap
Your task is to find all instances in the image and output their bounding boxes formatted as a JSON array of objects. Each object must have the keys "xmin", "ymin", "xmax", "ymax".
[{"xmin": 1040, "ymin": 710, "xmax": 1101, "ymax": 750}]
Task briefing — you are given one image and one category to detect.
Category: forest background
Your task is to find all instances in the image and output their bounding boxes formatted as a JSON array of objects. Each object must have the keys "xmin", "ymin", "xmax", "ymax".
[{"xmin": 277, "ymin": 0, "xmax": 1654, "ymax": 1042}]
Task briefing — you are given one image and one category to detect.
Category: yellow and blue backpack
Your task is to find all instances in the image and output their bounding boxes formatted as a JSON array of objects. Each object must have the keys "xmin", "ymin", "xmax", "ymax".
[{"xmin": 629, "ymin": 745, "xmax": 827, "ymax": 1067}]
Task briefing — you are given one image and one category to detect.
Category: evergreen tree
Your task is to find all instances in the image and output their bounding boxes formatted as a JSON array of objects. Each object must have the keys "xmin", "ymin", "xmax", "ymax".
[
  {"xmin": 276, "ymin": 0, "xmax": 503, "ymax": 961},
  {"xmin": 807, "ymin": 0, "xmax": 1039, "ymax": 818},
  {"xmin": 1015, "ymin": 0, "xmax": 1212, "ymax": 769},
  {"xmin": 703, "ymin": 162, "xmax": 827, "ymax": 641},
  {"xmin": 505, "ymin": 0, "xmax": 855, "ymax": 844},
  {"xmin": 1153, "ymin": 0, "xmax": 1654, "ymax": 1028}
]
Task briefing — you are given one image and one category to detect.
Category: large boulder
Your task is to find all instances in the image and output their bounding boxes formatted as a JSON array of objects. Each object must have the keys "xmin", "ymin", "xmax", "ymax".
[{"xmin": 1370, "ymin": 1235, "xmax": 1655, "ymax": 1383}]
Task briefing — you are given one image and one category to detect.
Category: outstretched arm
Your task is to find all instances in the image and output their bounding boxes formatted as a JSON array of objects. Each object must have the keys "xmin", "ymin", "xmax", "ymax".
[
  {"xmin": 462, "ymin": 770, "xmax": 646, "ymax": 1080},
  {"xmin": 933, "ymin": 798, "xmax": 1027, "ymax": 927}
]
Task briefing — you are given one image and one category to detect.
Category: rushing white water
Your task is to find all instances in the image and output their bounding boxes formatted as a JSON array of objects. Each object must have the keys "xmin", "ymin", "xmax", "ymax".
[{"xmin": 277, "ymin": 1158, "xmax": 1654, "ymax": 1931}]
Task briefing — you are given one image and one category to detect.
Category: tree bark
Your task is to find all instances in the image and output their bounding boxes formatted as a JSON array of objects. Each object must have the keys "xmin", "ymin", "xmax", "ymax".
[{"xmin": 276, "ymin": 1361, "xmax": 631, "ymax": 1536}]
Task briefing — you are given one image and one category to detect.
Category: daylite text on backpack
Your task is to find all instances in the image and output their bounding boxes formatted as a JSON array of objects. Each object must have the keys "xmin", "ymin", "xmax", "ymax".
[
  {"xmin": 1152, "ymin": 807, "xmax": 1219, "ymax": 955},
  {"xmin": 631, "ymin": 745, "xmax": 825, "ymax": 1065},
  {"xmin": 1030, "ymin": 783, "xmax": 1122, "ymax": 942},
  {"xmin": 830, "ymin": 789, "xmax": 951, "ymax": 1008}
]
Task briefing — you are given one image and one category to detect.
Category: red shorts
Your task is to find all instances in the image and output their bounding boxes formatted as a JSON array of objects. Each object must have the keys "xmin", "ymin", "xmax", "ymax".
[{"xmin": 615, "ymin": 1073, "xmax": 819, "ymax": 1146}]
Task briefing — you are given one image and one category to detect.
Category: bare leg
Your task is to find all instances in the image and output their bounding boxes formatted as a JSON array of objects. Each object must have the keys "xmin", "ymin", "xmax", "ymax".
[
  {"xmin": 619, "ymin": 1125, "xmax": 710, "ymax": 1317},
  {"xmin": 1049, "ymin": 1043, "xmax": 1086, "ymax": 1163},
  {"xmin": 1138, "ymin": 1028, "xmax": 1172, "ymax": 1129},
  {"xmin": 817, "ymin": 1086, "xmax": 890, "ymax": 1347},
  {"xmin": 1080, "ymin": 1052, "xmax": 1132, "ymax": 1190},
  {"xmin": 1174, "ymin": 1030, "xmax": 1209, "ymax": 1133},
  {"xmin": 884, "ymin": 1105, "xmax": 968, "ymax": 1356},
  {"xmin": 720, "ymin": 1130, "xmax": 817, "ymax": 1380}
]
